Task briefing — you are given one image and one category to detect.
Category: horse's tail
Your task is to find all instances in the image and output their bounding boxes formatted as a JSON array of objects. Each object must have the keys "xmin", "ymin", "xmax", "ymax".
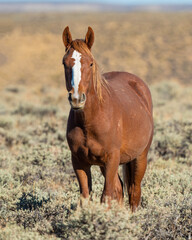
[{"xmin": 122, "ymin": 163, "xmax": 129, "ymax": 197}]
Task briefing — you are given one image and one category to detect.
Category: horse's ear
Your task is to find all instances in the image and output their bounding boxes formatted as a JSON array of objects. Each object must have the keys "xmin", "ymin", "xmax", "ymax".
[
  {"xmin": 62, "ymin": 26, "xmax": 72, "ymax": 49},
  {"xmin": 85, "ymin": 26, "xmax": 94, "ymax": 50}
]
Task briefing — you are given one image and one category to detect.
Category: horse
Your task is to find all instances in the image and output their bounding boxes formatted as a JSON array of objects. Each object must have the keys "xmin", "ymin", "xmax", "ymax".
[{"xmin": 62, "ymin": 26, "xmax": 153, "ymax": 211}]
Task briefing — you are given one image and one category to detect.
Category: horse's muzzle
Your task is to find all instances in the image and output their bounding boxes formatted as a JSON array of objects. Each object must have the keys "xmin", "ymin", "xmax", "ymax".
[{"xmin": 68, "ymin": 92, "xmax": 86, "ymax": 110}]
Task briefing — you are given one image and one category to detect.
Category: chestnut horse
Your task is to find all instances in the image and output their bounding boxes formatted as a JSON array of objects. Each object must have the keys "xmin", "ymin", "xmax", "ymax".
[{"xmin": 62, "ymin": 26, "xmax": 153, "ymax": 211}]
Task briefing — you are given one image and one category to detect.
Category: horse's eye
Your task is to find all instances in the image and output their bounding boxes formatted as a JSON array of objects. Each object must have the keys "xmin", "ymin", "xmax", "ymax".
[{"xmin": 90, "ymin": 63, "xmax": 93, "ymax": 67}]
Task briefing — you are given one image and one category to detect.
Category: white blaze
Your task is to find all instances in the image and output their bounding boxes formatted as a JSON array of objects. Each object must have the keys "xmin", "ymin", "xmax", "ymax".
[{"xmin": 71, "ymin": 50, "xmax": 82, "ymax": 99}]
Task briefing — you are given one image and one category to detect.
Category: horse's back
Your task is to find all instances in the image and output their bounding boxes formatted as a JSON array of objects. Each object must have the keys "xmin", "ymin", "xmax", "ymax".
[{"xmin": 103, "ymin": 71, "xmax": 152, "ymax": 115}]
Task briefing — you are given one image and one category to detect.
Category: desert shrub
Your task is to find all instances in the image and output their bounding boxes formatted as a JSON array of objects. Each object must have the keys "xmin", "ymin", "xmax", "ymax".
[
  {"xmin": 48, "ymin": 198, "xmax": 139, "ymax": 240},
  {"xmin": 5, "ymin": 86, "xmax": 20, "ymax": 93},
  {"xmin": 13, "ymin": 104, "xmax": 57, "ymax": 117},
  {"xmin": 0, "ymin": 224, "xmax": 56, "ymax": 240},
  {"xmin": 48, "ymin": 192, "xmax": 192, "ymax": 240},
  {"xmin": 11, "ymin": 190, "xmax": 76, "ymax": 233},
  {"xmin": 16, "ymin": 192, "xmax": 51, "ymax": 211},
  {"xmin": 152, "ymin": 120, "xmax": 192, "ymax": 164},
  {"xmin": 136, "ymin": 196, "xmax": 192, "ymax": 240},
  {"xmin": 15, "ymin": 144, "xmax": 70, "ymax": 168},
  {"xmin": 0, "ymin": 118, "xmax": 13, "ymax": 130},
  {"xmin": 11, "ymin": 145, "xmax": 71, "ymax": 187},
  {"xmin": 0, "ymin": 129, "xmax": 32, "ymax": 147},
  {"xmin": 155, "ymin": 82, "xmax": 177, "ymax": 102},
  {"xmin": 0, "ymin": 169, "xmax": 13, "ymax": 187}
]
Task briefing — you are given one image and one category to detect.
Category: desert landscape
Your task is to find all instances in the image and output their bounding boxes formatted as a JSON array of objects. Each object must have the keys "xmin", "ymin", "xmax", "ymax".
[{"xmin": 0, "ymin": 11, "xmax": 192, "ymax": 239}]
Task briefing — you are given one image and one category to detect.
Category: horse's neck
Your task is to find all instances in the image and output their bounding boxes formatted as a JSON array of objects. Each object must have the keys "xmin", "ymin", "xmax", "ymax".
[
  {"xmin": 85, "ymin": 74, "xmax": 107, "ymax": 114},
  {"xmin": 73, "ymin": 81, "xmax": 106, "ymax": 127},
  {"xmin": 80, "ymin": 92, "xmax": 100, "ymax": 122}
]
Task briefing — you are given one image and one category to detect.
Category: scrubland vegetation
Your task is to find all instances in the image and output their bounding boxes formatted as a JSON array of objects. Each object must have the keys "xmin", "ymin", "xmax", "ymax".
[{"xmin": 0, "ymin": 12, "xmax": 191, "ymax": 239}]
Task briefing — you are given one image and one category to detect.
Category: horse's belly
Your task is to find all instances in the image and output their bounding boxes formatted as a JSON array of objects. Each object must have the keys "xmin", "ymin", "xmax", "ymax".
[
  {"xmin": 120, "ymin": 152, "xmax": 132, "ymax": 164},
  {"xmin": 120, "ymin": 110, "xmax": 153, "ymax": 163},
  {"xmin": 120, "ymin": 148, "xmax": 142, "ymax": 164}
]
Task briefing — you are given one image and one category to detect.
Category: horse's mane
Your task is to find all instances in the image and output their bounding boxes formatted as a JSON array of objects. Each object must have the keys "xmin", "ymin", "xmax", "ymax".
[{"xmin": 68, "ymin": 39, "xmax": 108, "ymax": 101}]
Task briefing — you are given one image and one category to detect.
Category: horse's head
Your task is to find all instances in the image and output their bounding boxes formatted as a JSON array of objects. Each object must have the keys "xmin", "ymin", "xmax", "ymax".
[{"xmin": 62, "ymin": 26, "xmax": 95, "ymax": 110}]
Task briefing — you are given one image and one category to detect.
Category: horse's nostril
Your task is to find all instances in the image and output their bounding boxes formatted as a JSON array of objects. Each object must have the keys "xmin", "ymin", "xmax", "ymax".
[{"xmin": 68, "ymin": 92, "xmax": 72, "ymax": 102}]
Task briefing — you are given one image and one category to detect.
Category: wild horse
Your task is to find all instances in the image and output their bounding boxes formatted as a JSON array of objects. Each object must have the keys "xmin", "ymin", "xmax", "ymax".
[{"xmin": 62, "ymin": 26, "xmax": 153, "ymax": 211}]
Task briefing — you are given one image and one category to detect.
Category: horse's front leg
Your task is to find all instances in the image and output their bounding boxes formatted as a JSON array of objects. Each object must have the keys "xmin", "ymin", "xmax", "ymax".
[
  {"xmin": 72, "ymin": 155, "xmax": 92, "ymax": 202},
  {"xmin": 101, "ymin": 150, "xmax": 123, "ymax": 204}
]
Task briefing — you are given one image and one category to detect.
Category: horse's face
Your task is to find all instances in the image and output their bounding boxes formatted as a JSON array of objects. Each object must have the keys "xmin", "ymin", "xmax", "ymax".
[
  {"xmin": 63, "ymin": 47, "xmax": 93, "ymax": 110},
  {"xmin": 62, "ymin": 26, "xmax": 94, "ymax": 110}
]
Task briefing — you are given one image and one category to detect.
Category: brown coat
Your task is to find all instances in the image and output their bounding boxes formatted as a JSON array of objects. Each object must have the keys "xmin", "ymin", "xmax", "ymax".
[{"xmin": 62, "ymin": 26, "xmax": 153, "ymax": 211}]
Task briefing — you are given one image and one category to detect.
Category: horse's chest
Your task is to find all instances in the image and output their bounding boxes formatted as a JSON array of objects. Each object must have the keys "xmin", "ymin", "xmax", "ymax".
[{"xmin": 67, "ymin": 127, "xmax": 105, "ymax": 165}]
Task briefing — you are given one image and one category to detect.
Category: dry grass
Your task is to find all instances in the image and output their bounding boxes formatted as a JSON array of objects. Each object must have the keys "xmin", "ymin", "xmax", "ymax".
[{"xmin": 0, "ymin": 12, "xmax": 192, "ymax": 240}]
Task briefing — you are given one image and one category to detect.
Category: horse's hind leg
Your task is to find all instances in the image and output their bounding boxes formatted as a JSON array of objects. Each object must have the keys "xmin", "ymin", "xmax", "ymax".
[{"xmin": 123, "ymin": 151, "xmax": 147, "ymax": 211}]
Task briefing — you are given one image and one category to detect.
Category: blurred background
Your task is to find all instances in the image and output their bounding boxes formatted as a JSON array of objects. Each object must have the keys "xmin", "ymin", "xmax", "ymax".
[
  {"xmin": 0, "ymin": 0, "xmax": 192, "ymax": 119},
  {"xmin": 0, "ymin": 1, "xmax": 192, "ymax": 239},
  {"xmin": 0, "ymin": 0, "xmax": 192, "ymax": 90}
]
